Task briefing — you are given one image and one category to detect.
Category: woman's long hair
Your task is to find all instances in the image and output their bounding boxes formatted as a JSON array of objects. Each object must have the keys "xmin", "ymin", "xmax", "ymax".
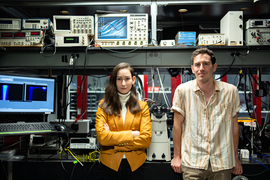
[{"xmin": 100, "ymin": 62, "xmax": 142, "ymax": 116}]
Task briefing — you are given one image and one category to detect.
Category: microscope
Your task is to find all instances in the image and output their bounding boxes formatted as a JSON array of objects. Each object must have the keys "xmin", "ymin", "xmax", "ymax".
[{"xmin": 147, "ymin": 104, "xmax": 171, "ymax": 161}]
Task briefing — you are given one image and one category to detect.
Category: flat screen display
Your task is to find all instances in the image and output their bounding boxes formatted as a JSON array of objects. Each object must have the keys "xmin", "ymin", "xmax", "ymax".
[
  {"xmin": 55, "ymin": 19, "xmax": 70, "ymax": 30},
  {"xmin": 0, "ymin": 75, "xmax": 55, "ymax": 114},
  {"xmin": 97, "ymin": 16, "xmax": 128, "ymax": 40}
]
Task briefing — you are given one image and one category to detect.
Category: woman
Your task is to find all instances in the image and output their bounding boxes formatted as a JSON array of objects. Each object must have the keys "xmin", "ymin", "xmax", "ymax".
[{"xmin": 95, "ymin": 62, "xmax": 152, "ymax": 180}]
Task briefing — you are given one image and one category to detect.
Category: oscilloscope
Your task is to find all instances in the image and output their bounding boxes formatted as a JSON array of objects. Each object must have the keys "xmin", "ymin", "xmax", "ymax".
[
  {"xmin": 53, "ymin": 15, "xmax": 94, "ymax": 35},
  {"xmin": 53, "ymin": 15, "xmax": 94, "ymax": 47},
  {"xmin": 94, "ymin": 13, "xmax": 148, "ymax": 47}
]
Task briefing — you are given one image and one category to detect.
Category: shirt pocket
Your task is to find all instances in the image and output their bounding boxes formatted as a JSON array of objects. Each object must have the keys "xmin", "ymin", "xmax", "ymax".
[{"xmin": 214, "ymin": 102, "xmax": 232, "ymax": 123}]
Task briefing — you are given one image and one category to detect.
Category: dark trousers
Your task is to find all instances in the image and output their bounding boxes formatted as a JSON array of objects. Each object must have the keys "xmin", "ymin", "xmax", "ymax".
[{"xmin": 96, "ymin": 159, "xmax": 143, "ymax": 180}]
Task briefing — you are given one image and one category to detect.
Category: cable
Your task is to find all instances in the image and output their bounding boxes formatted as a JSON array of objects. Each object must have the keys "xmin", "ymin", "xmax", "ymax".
[
  {"xmin": 239, "ymin": 40, "xmax": 250, "ymax": 56},
  {"xmin": 259, "ymin": 94, "xmax": 269, "ymax": 136},
  {"xmin": 151, "ymin": 67, "xmax": 155, "ymax": 101},
  {"xmin": 156, "ymin": 67, "xmax": 170, "ymax": 107},
  {"xmin": 134, "ymin": 75, "xmax": 143, "ymax": 101},
  {"xmin": 64, "ymin": 38, "xmax": 94, "ymax": 118},
  {"xmin": 99, "ymin": 46, "xmax": 144, "ymax": 54},
  {"xmin": 215, "ymin": 53, "xmax": 237, "ymax": 80},
  {"xmin": 60, "ymin": 150, "xmax": 72, "ymax": 180},
  {"xmin": 180, "ymin": 11, "xmax": 184, "ymax": 31},
  {"xmin": 0, "ymin": 160, "xmax": 8, "ymax": 180},
  {"xmin": 65, "ymin": 147, "xmax": 83, "ymax": 166},
  {"xmin": 84, "ymin": 160, "xmax": 97, "ymax": 180},
  {"xmin": 40, "ymin": 43, "xmax": 57, "ymax": 58},
  {"xmin": 0, "ymin": 139, "xmax": 23, "ymax": 150},
  {"xmin": 236, "ymin": 69, "xmax": 244, "ymax": 89},
  {"xmin": 71, "ymin": 162, "xmax": 78, "ymax": 180},
  {"xmin": 244, "ymin": 70, "xmax": 254, "ymax": 119},
  {"xmin": 249, "ymin": 154, "xmax": 270, "ymax": 171}
]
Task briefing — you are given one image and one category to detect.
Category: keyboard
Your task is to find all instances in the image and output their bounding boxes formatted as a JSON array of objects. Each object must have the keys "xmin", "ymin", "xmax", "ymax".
[{"xmin": 0, "ymin": 122, "xmax": 57, "ymax": 136}]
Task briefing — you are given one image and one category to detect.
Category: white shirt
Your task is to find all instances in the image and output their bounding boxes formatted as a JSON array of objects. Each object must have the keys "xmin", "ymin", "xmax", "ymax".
[
  {"xmin": 118, "ymin": 91, "xmax": 131, "ymax": 159},
  {"xmin": 172, "ymin": 80, "xmax": 241, "ymax": 172},
  {"xmin": 118, "ymin": 91, "xmax": 130, "ymax": 124}
]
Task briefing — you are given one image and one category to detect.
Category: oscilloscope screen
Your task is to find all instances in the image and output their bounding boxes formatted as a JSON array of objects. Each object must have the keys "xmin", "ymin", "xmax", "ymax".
[{"xmin": 97, "ymin": 16, "xmax": 128, "ymax": 40}]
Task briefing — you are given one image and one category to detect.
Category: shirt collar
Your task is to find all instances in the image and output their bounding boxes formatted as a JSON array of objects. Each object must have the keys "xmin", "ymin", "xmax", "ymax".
[
  {"xmin": 118, "ymin": 91, "xmax": 131, "ymax": 104},
  {"xmin": 193, "ymin": 79, "xmax": 223, "ymax": 92}
]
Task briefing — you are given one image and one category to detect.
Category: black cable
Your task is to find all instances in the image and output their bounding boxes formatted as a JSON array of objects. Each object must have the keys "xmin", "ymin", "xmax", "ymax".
[
  {"xmin": 246, "ymin": 68, "xmax": 268, "ymax": 106},
  {"xmin": 40, "ymin": 43, "xmax": 57, "ymax": 58},
  {"xmin": 244, "ymin": 69, "xmax": 254, "ymax": 119},
  {"xmin": 244, "ymin": 134, "xmax": 261, "ymax": 153},
  {"xmin": 0, "ymin": 160, "xmax": 8, "ymax": 180},
  {"xmin": 64, "ymin": 38, "xmax": 92, "ymax": 116},
  {"xmin": 240, "ymin": 40, "xmax": 250, "ymax": 56},
  {"xmin": 66, "ymin": 55, "xmax": 78, "ymax": 89},
  {"xmin": 41, "ymin": 150, "xmax": 58, "ymax": 161},
  {"xmin": 236, "ymin": 70, "xmax": 244, "ymax": 89},
  {"xmin": 247, "ymin": 70, "xmax": 263, "ymax": 133},
  {"xmin": 180, "ymin": 11, "xmax": 184, "ymax": 31},
  {"xmin": 71, "ymin": 160, "xmax": 78, "ymax": 179},
  {"xmin": 60, "ymin": 152, "xmax": 72, "ymax": 180},
  {"xmin": 215, "ymin": 53, "xmax": 237, "ymax": 80},
  {"xmin": 84, "ymin": 161, "xmax": 97, "ymax": 180}
]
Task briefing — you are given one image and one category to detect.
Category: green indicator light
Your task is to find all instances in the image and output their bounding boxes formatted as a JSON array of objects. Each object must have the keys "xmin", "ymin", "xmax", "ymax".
[{"xmin": 0, "ymin": 130, "xmax": 52, "ymax": 135}]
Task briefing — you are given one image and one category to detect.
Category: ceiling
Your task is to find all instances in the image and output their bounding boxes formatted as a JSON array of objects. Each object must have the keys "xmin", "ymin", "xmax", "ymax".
[{"xmin": 1, "ymin": 0, "xmax": 270, "ymax": 40}]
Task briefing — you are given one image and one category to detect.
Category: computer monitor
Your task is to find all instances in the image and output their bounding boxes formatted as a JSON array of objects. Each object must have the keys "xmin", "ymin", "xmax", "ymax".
[
  {"xmin": 0, "ymin": 74, "xmax": 55, "ymax": 114},
  {"xmin": 95, "ymin": 13, "xmax": 148, "ymax": 47}
]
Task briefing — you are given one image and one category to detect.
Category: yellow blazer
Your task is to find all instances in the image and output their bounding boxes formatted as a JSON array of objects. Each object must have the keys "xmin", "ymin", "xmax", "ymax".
[{"xmin": 96, "ymin": 100, "xmax": 152, "ymax": 172}]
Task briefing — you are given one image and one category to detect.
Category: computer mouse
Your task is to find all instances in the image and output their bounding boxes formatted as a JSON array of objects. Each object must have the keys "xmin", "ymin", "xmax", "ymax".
[{"xmin": 55, "ymin": 124, "xmax": 68, "ymax": 131}]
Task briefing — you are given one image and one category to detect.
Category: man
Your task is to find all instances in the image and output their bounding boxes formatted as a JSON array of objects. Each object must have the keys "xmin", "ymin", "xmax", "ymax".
[{"xmin": 171, "ymin": 48, "xmax": 243, "ymax": 180}]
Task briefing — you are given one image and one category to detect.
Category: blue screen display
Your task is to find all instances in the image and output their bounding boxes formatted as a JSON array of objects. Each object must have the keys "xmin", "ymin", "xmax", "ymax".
[
  {"xmin": 97, "ymin": 16, "xmax": 127, "ymax": 40},
  {"xmin": 0, "ymin": 75, "xmax": 55, "ymax": 113}
]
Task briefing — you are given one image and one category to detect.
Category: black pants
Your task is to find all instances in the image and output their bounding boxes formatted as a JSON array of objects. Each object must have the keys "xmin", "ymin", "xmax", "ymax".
[{"xmin": 96, "ymin": 159, "xmax": 143, "ymax": 180}]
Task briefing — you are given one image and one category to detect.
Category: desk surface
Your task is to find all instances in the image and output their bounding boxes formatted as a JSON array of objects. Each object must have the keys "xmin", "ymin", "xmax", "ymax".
[{"xmin": 5, "ymin": 155, "xmax": 269, "ymax": 180}]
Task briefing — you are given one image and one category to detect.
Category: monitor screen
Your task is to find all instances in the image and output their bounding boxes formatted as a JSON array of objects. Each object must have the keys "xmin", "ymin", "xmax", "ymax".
[
  {"xmin": 55, "ymin": 19, "xmax": 70, "ymax": 30},
  {"xmin": 97, "ymin": 16, "xmax": 128, "ymax": 40},
  {"xmin": 0, "ymin": 75, "xmax": 55, "ymax": 114}
]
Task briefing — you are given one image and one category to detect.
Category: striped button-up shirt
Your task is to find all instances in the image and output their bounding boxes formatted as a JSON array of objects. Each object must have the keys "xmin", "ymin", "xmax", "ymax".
[{"xmin": 172, "ymin": 80, "xmax": 241, "ymax": 172}]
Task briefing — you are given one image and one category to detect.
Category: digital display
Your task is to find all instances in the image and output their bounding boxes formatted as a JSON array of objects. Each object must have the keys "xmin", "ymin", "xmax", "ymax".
[
  {"xmin": 255, "ymin": 21, "xmax": 263, "ymax": 25},
  {"xmin": 26, "ymin": 20, "xmax": 40, "ymax": 23},
  {"xmin": 56, "ymin": 19, "xmax": 70, "ymax": 30},
  {"xmin": 1, "ymin": 33, "xmax": 13, "ymax": 38},
  {"xmin": 14, "ymin": 32, "xmax": 25, "ymax": 37},
  {"xmin": 26, "ymin": 85, "xmax": 47, "ymax": 101},
  {"xmin": 31, "ymin": 32, "xmax": 40, "ymax": 36},
  {"xmin": 64, "ymin": 37, "xmax": 79, "ymax": 43},
  {"xmin": 0, "ymin": 75, "xmax": 55, "ymax": 114},
  {"xmin": 0, "ymin": 83, "xmax": 23, "ymax": 101},
  {"xmin": 0, "ymin": 20, "xmax": 12, "ymax": 24},
  {"xmin": 97, "ymin": 16, "xmax": 127, "ymax": 40}
]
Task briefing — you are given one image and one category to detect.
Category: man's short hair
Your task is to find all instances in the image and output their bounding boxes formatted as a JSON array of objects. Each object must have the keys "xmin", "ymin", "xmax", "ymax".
[{"xmin": 191, "ymin": 48, "xmax": 216, "ymax": 65}]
